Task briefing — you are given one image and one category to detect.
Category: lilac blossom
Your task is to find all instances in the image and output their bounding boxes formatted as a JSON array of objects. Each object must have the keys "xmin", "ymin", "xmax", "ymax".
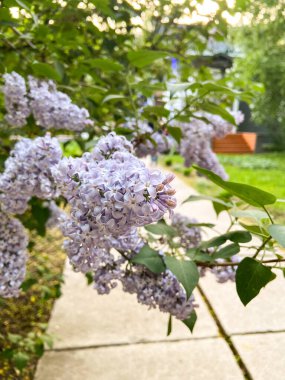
[
  {"xmin": 125, "ymin": 120, "xmax": 176, "ymax": 158},
  {"xmin": 178, "ymin": 110, "xmax": 244, "ymax": 179},
  {"xmin": 211, "ymin": 255, "xmax": 241, "ymax": 283},
  {"xmin": 0, "ymin": 213, "xmax": 28, "ymax": 298},
  {"xmin": 171, "ymin": 213, "xmax": 202, "ymax": 249},
  {"xmin": 91, "ymin": 132, "xmax": 133, "ymax": 160},
  {"xmin": 0, "ymin": 134, "xmax": 62, "ymax": 214},
  {"xmin": 121, "ymin": 266, "xmax": 196, "ymax": 320},
  {"xmin": 28, "ymin": 76, "xmax": 94, "ymax": 131},
  {"xmin": 53, "ymin": 133, "xmax": 177, "ymax": 236},
  {"xmin": 1, "ymin": 72, "xmax": 93, "ymax": 131},
  {"xmin": 2, "ymin": 72, "xmax": 31, "ymax": 127}
]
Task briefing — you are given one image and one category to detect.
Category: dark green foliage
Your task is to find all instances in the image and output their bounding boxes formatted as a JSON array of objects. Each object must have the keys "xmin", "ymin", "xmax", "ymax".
[{"xmin": 236, "ymin": 257, "xmax": 276, "ymax": 306}]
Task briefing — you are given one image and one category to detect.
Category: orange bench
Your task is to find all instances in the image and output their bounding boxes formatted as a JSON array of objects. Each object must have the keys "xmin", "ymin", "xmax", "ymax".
[{"xmin": 213, "ymin": 132, "xmax": 257, "ymax": 154}]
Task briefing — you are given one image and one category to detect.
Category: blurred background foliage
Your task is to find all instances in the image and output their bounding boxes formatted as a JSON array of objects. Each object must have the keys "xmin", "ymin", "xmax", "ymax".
[
  {"xmin": 231, "ymin": 0, "xmax": 285, "ymax": 149},
  {"xmin": 0, "ymin": 0, "xmax": 251, "ymax": 132}
]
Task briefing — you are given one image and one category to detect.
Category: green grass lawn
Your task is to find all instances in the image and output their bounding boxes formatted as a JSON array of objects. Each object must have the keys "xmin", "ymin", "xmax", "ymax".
[{"xmin": 160, "ymin": 152, "xmax": 285, "ymax": 222}]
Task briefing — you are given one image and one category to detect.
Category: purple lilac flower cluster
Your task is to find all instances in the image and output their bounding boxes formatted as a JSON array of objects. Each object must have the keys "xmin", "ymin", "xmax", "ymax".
[
  {"xmin": 28, "ymin": 76, "xmax": 93, "ymax": 131},
  {"xmin": 92, "ymin": 132, "xmax": 133, "ymax": 160},
  {"xmin": 171, "ymin": 213, "xmax": 202, "ymax": 249},
  {"xmin": 179, "ymin": 111, "xmax": 244, "ymax": 179},
  {"xmin": 125, "ymin": 120, "xmax": 176, "ymax": 158},
  {"xmin": 52, "ymin": 133, "xmax": 196, "ymax": 319},
  {"xmin": 211, "ymin": 255, "xmax": 241, "ymax": 283},
  {"xmin": 53, "ymin": 133, "xmax": 177, "ymax": 236},
  {"xmin": 0, "ymin": 213, "xmax": 28, "ymax": 298},
  {"xmin": 122, "ymin": 266, "xmax": 195, "ymax": 320},
  {"xmin": 2, "ymin": 72, "xmax": 93, "ymax": 130},
  {"xmin": 0, "ymin": 134, "xmax": 62, "ymax": 214},
  {"xmin": 2, "ymin": 72, "xmax": 31, "ymax": 127}
]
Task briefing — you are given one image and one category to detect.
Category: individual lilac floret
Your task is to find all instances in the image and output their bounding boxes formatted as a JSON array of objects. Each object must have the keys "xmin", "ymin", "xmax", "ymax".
[
  {"xmin": 28, "ymin": 76, "xmax": 94, "ymax": 131},
  {"xmin": 0, "ymin": 213, "xmax": 28, "ymax": 298},
  {"xmin": 171, "ymin": 213, "xmax": 201, "ymax": 249},
  {"xmin": 211, "ymin": 255, "xmax": 241, "ymax": 283},
  {"xmin": 2, "ymin": 72, "xmax": 31, "ymax": 127},
  {"xmin": 0, "ymin": 134, "xmax": 62, "ymax": 214},
  {"xmin": 91, "ymin": 132, "xmax": 133, "ymax": 161},
  {"xmin": 122, "ymin": 266, "xmax": 196, "ymax": 320}
]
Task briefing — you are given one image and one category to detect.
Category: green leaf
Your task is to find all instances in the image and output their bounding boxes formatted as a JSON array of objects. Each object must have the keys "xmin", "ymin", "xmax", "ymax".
[
  {"xmin": 12, "ymin": 352, "xmax": 30, "ymax": 371},
  {"xmin": 8, "ymin": 333, "xmax": 22, "ymax": 344},
  {"xmin": 186, "ymin": 222, "xmax": 215, "ymax": 228},
  {"xmin": 114, "ymin": 127, "xmax": 133, "ymax": 135},
  {"xmin": 15, "ymin": 0, "xmax": 30, "ymax": 11},
  {"xmin": 19, "ymin": 198, "xmax": 50, "ymax": 236},
  {"xmin": 127, "ymin": 50, "xmax": 169, "ymax": 68},
  {"xmin": 31, "ymin": 63, "xmax": 61, "ymax": 81},
  {"xmin": 212, "ymin": 243, "xmax": 240, "ymax": 260},
  {"xmin": 202, "ymin": 231, "xmax": 251, "ymax": 248},
  {"xmin": 240, "ymin": 223, "xmax": 269, "ymax": 238},
  {"xmin": 90, "ymin": 58, "xmax": 123, "ymax": 72},
  {"xmin": 225, "ymin": 231, "xmax": 252, "ymax": 243},
  {"xmin": 90, "ymin": 0, "xmax": 114, "ymax": 16},
  {"xmin": 164, "ymin": 257, "xmax": 199, "ymax": 298},
  {"xmin": 145, "ymin": 221, "xmax": 176, "ymax": 237},
  {"xmin": 199, "ymin": 82, "xmax": 241, "ymax": 97},
  {"xmin": 236, "ymin": 257, "xmax": 276, "ymax": 306},
  {"xmin": 200, "ymin": 102, "xmax": 236, "ymax": 124},
  {"xmin": 0, "ymin": 349, "xmax": 14, "ymax": 360},
  {"xmin": 142, "ymin": 106, "xmax": 170, "ymax": 118},
  {"xmin": 230, "ymin": 209, "xmax": 269, "ymax": 221},
  {"xmin": 40, "ymin": 334, "xmax": 54, "ymax": 349},
  {"xmin": 20, "ymin": 277, "xmax": 37, "ymax": 291},
  {"xmin": 34, "ymin": 342, "xmax": 44, "ymax": 357},
  {"xmin": 102, "ymin": 94, "xmax": 126, "ymax": 103},
  {"xmin": 167, "ymin": 82, "xmax": 200, "ymax": 94},
  {"xmin": 85, "ymin": 272, "xmax": 93, "ymax": 285},
  {"xmin": 183, "ymin": 310, "xmax": 197, "ymax": 333},
  {"xmin": 166, "ymin": 126, "xmax": 182, "ymax": 144},
  {"xmin": 182, "ymin": 194, "xmax": 232, "ymax": 208},
  {"xmin": 167, "ymin": 314, "xmax": 172, "ymax": 336},
  {"xmin": 0, "ymin": 8, "xmax": 13, "ymax": 22},
  {"xmin": 268, "ymin": 225, "xmax": 285, "ymax": 247},
  {"xmin": 131, "ymin": 245, "xmax": 165, "ymax": 274},
  {"xmin": 63, "ymin": 141, "xmax": 83, "ymax": 157},
  {"xmin": 194, "ymin": 166, "xmax": 276, "ymax": 207}
]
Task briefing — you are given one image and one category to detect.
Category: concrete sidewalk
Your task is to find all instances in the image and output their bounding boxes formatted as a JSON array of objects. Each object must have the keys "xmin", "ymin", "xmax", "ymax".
[{"xmin": 35, "ymin": 174, "xmax": 285, "ymax": 380}]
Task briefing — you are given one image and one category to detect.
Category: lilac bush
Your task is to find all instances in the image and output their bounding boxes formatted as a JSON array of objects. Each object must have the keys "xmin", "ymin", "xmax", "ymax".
[{"xmin": 0, "ymin": 72, "xmax": 283, "ymax": 332}]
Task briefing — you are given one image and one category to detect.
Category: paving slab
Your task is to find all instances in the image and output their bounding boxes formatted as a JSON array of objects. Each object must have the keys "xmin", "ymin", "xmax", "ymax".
[
  {"xmin": 35, "ymin": 339, "xmax": 244, "ymax": 380},
  {"xmin": 200, "ymin": 272, "xmax": 285, "ymax": 335},
  {"xmin": 47, "ymin": 263, "xmax": 218, "ymax": 350},
  {"xmin": 232, "ymin": 332, "xmax": 285, "ymax": 380}
]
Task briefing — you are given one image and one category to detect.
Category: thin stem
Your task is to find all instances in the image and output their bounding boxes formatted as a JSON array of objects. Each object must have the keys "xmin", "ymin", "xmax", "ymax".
[
  {"xmin": 197, "ymin": 258, "xmax": 285, "ymax": 268},
  {"xmin": 117, "ymin": 250, "xmax": 130, "ymax": 262},
  {"xmin": 252, "ymin": 236, "xmax": 272, "ymax": 259},
  {"xmin": 126, "ymin": 75, "xmax": 139, "ymax": 129},
  {"xmin": 263, "ymin": 205, "xmax": 274, "ymax": 224}
]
